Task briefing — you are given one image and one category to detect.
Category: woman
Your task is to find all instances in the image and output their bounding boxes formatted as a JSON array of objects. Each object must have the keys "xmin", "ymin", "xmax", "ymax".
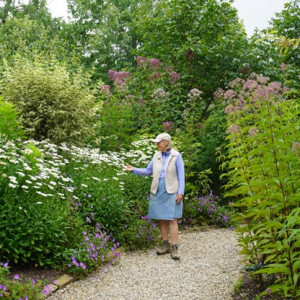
[{"xmin": 124, "ymin": 133, "xmax": 185, "ymax": 260}]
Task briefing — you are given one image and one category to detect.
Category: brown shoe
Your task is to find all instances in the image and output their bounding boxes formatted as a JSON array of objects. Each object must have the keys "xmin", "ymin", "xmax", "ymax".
[
  {"xmin": 171, "ymin": 244, "xmax": 180, "ymax": 260},
  {"xmin": 156, "ymin": 240, "xmax": 171, "ymax": 255}
]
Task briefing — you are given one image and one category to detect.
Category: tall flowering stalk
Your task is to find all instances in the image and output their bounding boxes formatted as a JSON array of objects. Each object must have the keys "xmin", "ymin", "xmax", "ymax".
[{"xmin": 220, "ymin": 74, "xmax": 300, "ymax": 298}]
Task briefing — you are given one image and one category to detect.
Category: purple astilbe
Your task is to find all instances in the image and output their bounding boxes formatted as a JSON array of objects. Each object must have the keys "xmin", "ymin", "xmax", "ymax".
[
  {"xmin": 169, "ymin": 71, "xmax": 181, "ymax": 84},
  {"xmin": 150, "ymin": 58, "xmax": 162, "ymax": 69},
  {"xmin": 152, "ymin": 72, "xmax": 161, "ymax": 80},
  {"xmin": 162, "ymin": 121, "xmax": 174, "ymax": 131},
  {"xmin": 228, "ymin": 78, "xmax": 245, "ymax": 89},
  {"xmin": 137, "ymin": 56, "xmax": 147, "ymax": 66},
  {"xmin": 266, "ymin": 82, "xmax": 282, "ymax": 95},
  {"xmin": 256, "ymin": 76, "xmax": 270, "ymax": 85},
  {"xmin": 243, "ymin": 80, "xmax": 258, "ymax": 91},
  {"xmin": 224, "ymin": 104, "xmax": 238, "ymax": 114},
  {"xmin": 248, "ymin": 127, "xmax": 259, "ymax": 137},
  {"xmin": 227, "ymin": 124, "xmax": 240, "ymax": 134},
  {"xmin": 101, "ymin": 85, "xmax": 111, "ymax": 95},
  {"xmin": 108, "ymin": 70, "xmax": 118, "ymax": 81},
  {"xmin": 165, "ymin": 66, "xmax": 173, "ymax": 73},
  {"xmin": 213, "ymin": 88, "xmax": 224, "ymax": 100},
  {"xmin": 223, "ymin": 89, "xmax": 236, "ymax": 100}
]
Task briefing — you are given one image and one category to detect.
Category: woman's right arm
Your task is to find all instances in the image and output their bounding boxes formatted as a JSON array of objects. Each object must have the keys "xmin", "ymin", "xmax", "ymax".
[{"xmin": 131, "ymin": 159, "xmax": 153, "ymax": 176}]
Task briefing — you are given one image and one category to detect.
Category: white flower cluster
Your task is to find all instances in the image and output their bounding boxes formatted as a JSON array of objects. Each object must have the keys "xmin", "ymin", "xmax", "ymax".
[
  {"xmin": 152, "ymin": 88, "xmax": 169, "ymax": 100},
  {"xmin": 0, "ymin": 136, "xmax": 155, "ymax": 199},
  {"xmin": 188, "ymin": 88, "xmax": 203, "ymax": 101}
]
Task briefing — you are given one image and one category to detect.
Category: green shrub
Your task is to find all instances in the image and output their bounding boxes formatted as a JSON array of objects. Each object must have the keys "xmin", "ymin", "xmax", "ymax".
[
  {"xmin": 0, "ymin": 55, "xmax": 95, "ymax": 145},
  {"xmin": 0, "ymin": 97, "xmax": 25, "ymax": 140}
]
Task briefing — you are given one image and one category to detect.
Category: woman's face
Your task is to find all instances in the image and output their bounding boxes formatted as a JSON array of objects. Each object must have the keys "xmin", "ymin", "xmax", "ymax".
[{"xmin": 157, "ymin": 140, "xmax": 168, "ymax": 152}]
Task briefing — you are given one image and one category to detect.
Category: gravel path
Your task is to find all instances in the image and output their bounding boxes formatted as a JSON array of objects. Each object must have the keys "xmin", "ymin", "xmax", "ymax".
[{"xmin": 49, "ymin": 228, "xmax": 243, "ymax": 300}]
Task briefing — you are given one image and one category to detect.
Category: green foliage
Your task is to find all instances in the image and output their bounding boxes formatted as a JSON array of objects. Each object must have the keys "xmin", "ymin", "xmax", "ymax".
[
  {"xmin": 221, "ymin": 74, "xmax": 300, "ymax": 298},
  {"xmin": 233, "ymin": 276, "xmax": 244, "ymax": 293},
  {"xmin": 0, "ymin": 97, "xmax": 25, "ymax": 140},
  {"xmin": 1, "ymin": 55, "xmax": 95, "ymax": 145},
  {"xmin": 67, "ymin": 0, "xmax": 141, "ymax": 81},
  {"xmin": 269, "ymin": 0, "xmax": 300, "ymax": 66},
  {"xmin": 0, "ymin": 264, "xmax": 44, "ymax": 300},
  {"xmin": 93, "ymin": 92, "xmax": 136, "ymax": 151},
  {"xmin": 134, "ymin": 0, "xmax": 249, "ymax": 99}
]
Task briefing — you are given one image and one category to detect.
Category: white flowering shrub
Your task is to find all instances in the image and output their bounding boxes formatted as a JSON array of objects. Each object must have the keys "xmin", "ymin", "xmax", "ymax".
[{"xmin": 0, "ymin": 136, "xmax": 157, "ymax": 267}]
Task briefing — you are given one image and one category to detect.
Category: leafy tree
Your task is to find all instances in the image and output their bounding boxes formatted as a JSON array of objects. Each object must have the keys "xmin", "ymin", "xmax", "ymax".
[
  {"xmin": 67, "ymin": 0, "xmax": 142, "ymax": 81},
  {"xmin": 269, "ymin": 0, "xmax": 300, "ymax": 66},
  {"xmin": 134, "ymin": 0, "xmax": 249, "ymax": 102},
  {"xmin": 0, "ymin": 1, "xmax": 82, "ymax": 75}
]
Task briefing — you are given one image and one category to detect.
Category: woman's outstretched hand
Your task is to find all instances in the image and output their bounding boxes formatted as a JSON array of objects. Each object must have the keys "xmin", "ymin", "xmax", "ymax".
[{"xmin": 123, "ymin": 164, "xmax": 133, "ymax": 172}]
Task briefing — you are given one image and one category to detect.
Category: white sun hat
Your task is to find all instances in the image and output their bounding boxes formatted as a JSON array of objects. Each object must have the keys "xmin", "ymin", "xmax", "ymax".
[{"xmin": 151, "ymin": 133, "xmax": 172, "ymax": 143}]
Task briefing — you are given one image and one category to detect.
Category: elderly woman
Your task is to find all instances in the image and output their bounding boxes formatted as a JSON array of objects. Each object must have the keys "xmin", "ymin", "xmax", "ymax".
[{"xmin": 124, "ymin": 133, "xmax": 185, "ymax": 260}]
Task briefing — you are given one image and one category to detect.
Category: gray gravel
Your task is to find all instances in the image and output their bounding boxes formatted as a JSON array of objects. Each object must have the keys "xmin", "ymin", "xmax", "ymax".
[{"xmin": 49, "ymin": 228, "xmax": 243, "ymax": 300}]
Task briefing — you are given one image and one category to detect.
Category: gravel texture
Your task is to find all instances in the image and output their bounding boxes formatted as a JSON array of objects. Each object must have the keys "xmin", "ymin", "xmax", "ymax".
[{"xmin": 49, "ymin": 228, "xmax": 243, "ymax": 300}]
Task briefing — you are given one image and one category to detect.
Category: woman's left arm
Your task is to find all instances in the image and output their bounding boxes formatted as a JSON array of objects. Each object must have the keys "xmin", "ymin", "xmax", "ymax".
[{"xmin": 176, "ymin": 153, "xmax": 185, "ymax": 202}]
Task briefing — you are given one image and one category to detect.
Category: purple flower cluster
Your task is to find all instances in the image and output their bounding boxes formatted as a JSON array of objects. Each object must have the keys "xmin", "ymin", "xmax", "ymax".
[
  {"xmin": 223, "ymin": 89, "xmax": 236, "ymax": 100},
  {"xmin": 68, "ymin": 223, "xmax": 120, "ymax": 273},
  {"xmin": 101, "ymin": 85, "xmax": 111, "ymax": 95},
  {"xmin": 221, "ymin": 73, "xmax": 285, "ymax": 117},
  {"xmin": 108, "ymin": 70, "xmax": 132, "ymax": 92},
  {"xmin": 150, "ymin": 58, "xmax": 162, "ymax": 69},
  {"xmin": 138, "ymin": 215, "xmax": 157, "ymax": 242},
  {"xmin": 196, "ymin": 191, "xmax": 231, "ymax": 227},
  {"xmin": 248, "ymin": 126, "xmax": 259, "ymax": 137},
  {"xmin": 108, "ymin": 70, "xmax": 131, "ymax": 82},
  {"xmin": 169, "ymin": 71, "xmax": 181, "ymax": 85},
  {"xmin": 162, "ymin": 121, "xmax": 174, "ymax": 132},
  {"xmin": 227, "ymin": 124, "xmax": 240, "ymax": 134},
  {"xmin": 137, "ymin": 56, "xmax": 147, "ymax": 66}
]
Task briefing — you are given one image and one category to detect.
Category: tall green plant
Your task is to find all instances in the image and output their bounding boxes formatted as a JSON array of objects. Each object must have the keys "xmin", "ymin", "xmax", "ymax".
[
  {"xmin": 221, "ymin": 74, "xmax": 300, "ymax": 298},
  {"xmin": 0, "ymin": 97, "xmax": 25, "ymax": 140}
]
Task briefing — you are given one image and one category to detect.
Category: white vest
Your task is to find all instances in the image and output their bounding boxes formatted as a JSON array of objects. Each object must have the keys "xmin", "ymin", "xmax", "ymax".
[{"xmin": 150, "ymin": 148, "xmax": 179, "ymax": 195}]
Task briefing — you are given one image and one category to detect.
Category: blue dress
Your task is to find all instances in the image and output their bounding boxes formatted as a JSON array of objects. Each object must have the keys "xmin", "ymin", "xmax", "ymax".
[{"xmin": 132, "ymin": 149, "xmax": 185, "ymax": 220}]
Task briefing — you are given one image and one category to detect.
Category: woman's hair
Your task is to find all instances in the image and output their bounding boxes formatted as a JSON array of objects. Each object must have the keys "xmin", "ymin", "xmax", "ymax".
[{"xmin": 164, "ymin": 140, "xmax": 172, "ymax": 150}]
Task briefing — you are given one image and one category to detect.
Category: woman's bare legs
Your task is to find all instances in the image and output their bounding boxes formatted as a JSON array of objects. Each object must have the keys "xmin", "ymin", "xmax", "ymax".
[
  {"xmin": 169, "ymin": 218, "xmax": 178, "ymax": 245},
  {"xmin": 159, "ymin": 220, "xmax": 169, "ymax": 241}
]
